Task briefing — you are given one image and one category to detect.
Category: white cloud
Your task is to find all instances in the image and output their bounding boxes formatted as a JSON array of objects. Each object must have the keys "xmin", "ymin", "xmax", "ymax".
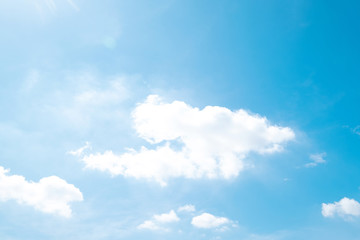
[
  {"xmin": 322, "ymin": 197, "xmax": 360, "ymax": 218},
  {"xmin": 305, "ymin": 152, "xmax": 326, "ymax": 168},
  {"xmin": 137, "ymin": 220, "xmax": 164, "ymax": 231},
  {"xmin": 154, "ymin": 210, "xmax": 180, "ymax": 223},
  {"xmin": 81, "ymin": 95, "xmax": 295, "ymax": 185},
  {"xmin": 0, "ymin": 166, "xmax": 83, "ymax": 218},
  {"xmin": 138, "ymin": 206, "xmax": 236, "ymax": 233},
  {"xmin": 178, "ymin": 204, "xmax": 196, "ymax": 213},
  {"xmin": 138, "ymin": 210, "xmax": 179, "ymax": 231},
  {"xmin": 191, "ymin": 213, "xmax": 230, "ymax": 229}
]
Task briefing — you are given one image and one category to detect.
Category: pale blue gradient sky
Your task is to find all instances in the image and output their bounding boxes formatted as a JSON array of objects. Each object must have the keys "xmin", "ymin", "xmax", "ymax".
[{"xmin": 1, "ymin": 1, "xmax": 360, "ymax": 239}]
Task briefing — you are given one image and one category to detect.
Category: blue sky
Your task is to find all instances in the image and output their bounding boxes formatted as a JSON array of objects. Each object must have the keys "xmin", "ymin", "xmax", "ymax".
[{"xmin": 1, "ymin": 0, "xmax": 360, "ymax": 239}]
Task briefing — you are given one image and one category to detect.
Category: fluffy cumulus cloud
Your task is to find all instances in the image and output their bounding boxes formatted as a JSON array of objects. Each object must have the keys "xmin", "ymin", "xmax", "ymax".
[
  {"xmin": 138, "ymin": 210, "xmax": 179, "ymax": 231},
  {"xmin": 138, "ymin": 206, "xmax": 235, "ymax": 232},
  {"xmin": 0, "ymin": 167, "xmax": 83, "ymax": 218},
  {"xmin": 191, "ymin": 213, "xmax": 231, "ymax": 229},
  {"xmin": 81, "ymin": 95, "xmax": 295, "ymax": 185},
  {"xmin": 305, "ymin": 152, "xmax": 326, "ymax": 168},
  {"xmin": 322, "ymin": 197, "xmax": 360, "ymax": 218}
]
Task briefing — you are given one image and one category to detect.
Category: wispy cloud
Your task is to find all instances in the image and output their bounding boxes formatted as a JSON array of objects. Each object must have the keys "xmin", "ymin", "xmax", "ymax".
[
  {"xmin": 42, "ymin": 71, "xmax": 132, "ymax": 130},
  {"xmin": 178, "ymin": 204, "xmax": 196, "ymax": 213},
  {"xmin": 68, "ymin": 142, "xmax": 91, "ymax": 157},
  {"xmin": 353, "ymin": 126, "xmax": 360, "ymax": 136},
  {"xmin": 305, "ymin": 152, "xmax": 326, "ymax": 168}
]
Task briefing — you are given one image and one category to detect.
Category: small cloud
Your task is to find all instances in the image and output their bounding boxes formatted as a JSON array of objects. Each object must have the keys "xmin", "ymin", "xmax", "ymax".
[
  {"xmin": 322, "ymin": 197, "xmax": 360, "ymax": 219},
  {"xmin": 191, "ymin": 213, "xmax": 232, "ymax": 230},
  {"xmin": 138, "ymin": 210, "xmax": 179, "ymax": 231},
  {"xmin": 178, "ymin": 204, "xmax": 196, "ymax": 213},
  {"xmin": 353, "ymin": 126, "xmax": 360, "ymax": 136},
  {"xmin": 343, "ymin": 125, "xmax": 360, "ymax": 136},
  {"xmin": 153, "ymin": 210, "xmax": 180, "ymax": 223},
  {"xmin": 67, "ymin": 142, "xmax": 91, "ymax": 157},
  {"xmin": 305, "ymin": 152, "xmax": 326, "ymax": 168},
  {"xmin": 137, "ymin": 220, "xmax": 165, "ymax": 231}
]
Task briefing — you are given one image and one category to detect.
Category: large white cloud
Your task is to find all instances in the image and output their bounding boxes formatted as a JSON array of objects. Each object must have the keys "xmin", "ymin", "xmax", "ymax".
[
  {"xmin": 81, "ymin": 95, "xmax": 295, "ymax": 185},
  {"xmin": 0, "ymin": 166, "xmax": 83, "ymax": 218},
  {"xmin": 322, "ymin": 197, "xmax": 360, "ymax": 218},
  {"xmin": 191, "ymin": 213, "xmax": 230, "ymax": 229}
]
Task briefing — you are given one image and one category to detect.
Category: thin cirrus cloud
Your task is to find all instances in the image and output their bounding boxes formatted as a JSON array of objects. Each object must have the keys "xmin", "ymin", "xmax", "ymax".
[
  {"xmin": 322, "ymin": 197, "xmax": 360, "ymax": 219},
  {"xmin": 79, "ymin": 95, "xmax": 295, "ymax": 186},
  {"xmin": 0, "ymin": 166, "xmax": 83, "ymax": 218}
]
